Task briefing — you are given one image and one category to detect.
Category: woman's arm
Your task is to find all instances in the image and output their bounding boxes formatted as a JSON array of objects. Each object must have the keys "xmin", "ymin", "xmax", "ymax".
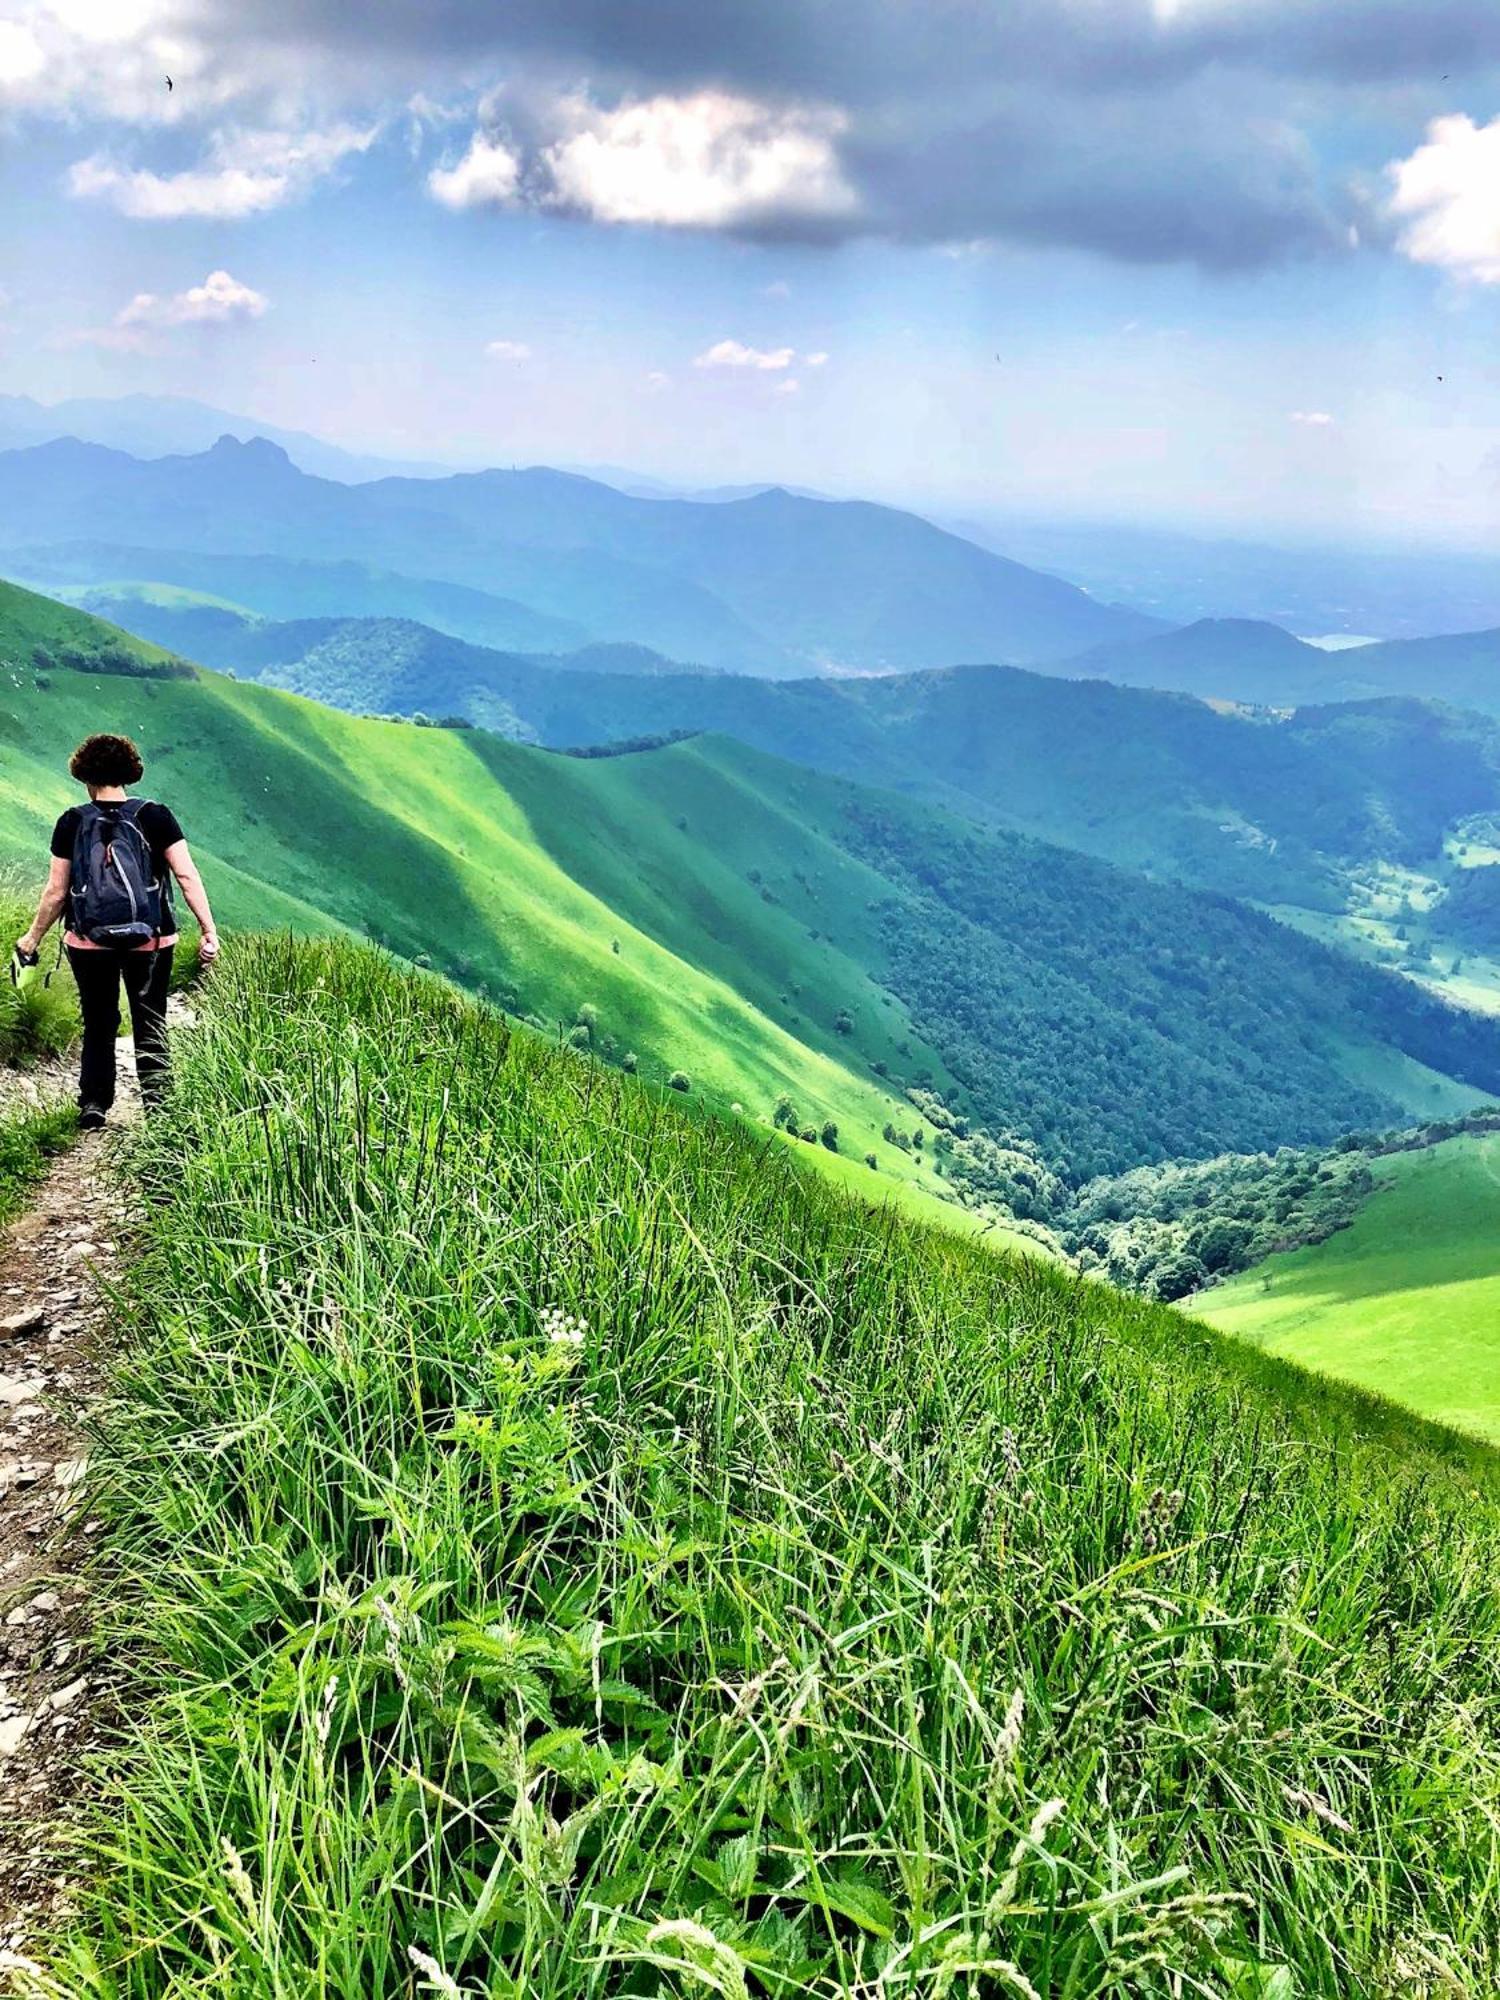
[
  {"xmin": 163, "ymin": 840, "xmax": 220, "ymax": 962},
  {"xmin": 18, "ymin": 857, "xmax": 71, "ymax": 956}
]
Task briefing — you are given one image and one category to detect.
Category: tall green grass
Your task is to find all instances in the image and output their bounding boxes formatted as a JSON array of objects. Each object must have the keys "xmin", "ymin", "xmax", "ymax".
[
  {"xmin": 0, "ymin": 1097, "xmax": 76, "ymax": 1223},
  {"xmin": 0, "ymin": 882, "xmax": 80, "ymax": 1067},
  {"xmin": 28, "ymin": 936, "xmax": 1500, "ymax": 1998}
]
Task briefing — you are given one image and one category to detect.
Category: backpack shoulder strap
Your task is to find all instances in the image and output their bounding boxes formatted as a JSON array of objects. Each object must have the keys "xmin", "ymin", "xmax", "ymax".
[{"xmin": 68, "ymin": 801, "xmax": 101, "ymax": 861}]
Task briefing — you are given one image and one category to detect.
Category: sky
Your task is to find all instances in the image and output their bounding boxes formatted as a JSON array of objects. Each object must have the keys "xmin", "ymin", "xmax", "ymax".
[{"xmin": 1, "ymin": 0, "xmax": 1499, "ymax": 545}]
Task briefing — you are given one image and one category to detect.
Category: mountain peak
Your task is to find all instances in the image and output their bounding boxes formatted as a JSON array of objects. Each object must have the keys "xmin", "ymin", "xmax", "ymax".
[
  {"xmin": 206, "ymin": 433, "xmax": 293, "ymax": 468},
  {"xmin": 1171, "ymin": 618, "xmax": 1310, "ymax": 648}
]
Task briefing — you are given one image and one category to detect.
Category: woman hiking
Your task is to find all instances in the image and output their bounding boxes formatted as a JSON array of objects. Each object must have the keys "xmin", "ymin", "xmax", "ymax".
[{"xmin": 14, "ymin": 733, "xmax": 219, "ymax": 1128}]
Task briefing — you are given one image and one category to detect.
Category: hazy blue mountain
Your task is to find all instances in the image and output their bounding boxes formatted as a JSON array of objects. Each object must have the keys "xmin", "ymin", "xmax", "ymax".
[
  {"xmin": 1347, "ymin": 629, "xmax": 1500, "ymax": 715},
  {"xmin": 0, "ymin": 435, "xmax": 1158, "ymax": 672},
  {"xmin": 954, "ymin": 511, "xmax": 1500, "ymax": 640},
  {"xmin": 36, "ymin": 549, "xmax": 590, "ymax": 655},
  {"xmin": 93, "ymin": 587, "xmax": 1500, "ymax": 918},
  {"xmin": 354, "ymin": 466, "xmax": 1161, "ymax": 667},
  {"xmin": 80, "ymin": 599, "xmax": 692, "ymax": 730},
  {"xmin": 1061, "ymin": 617, "xmax": 1500, "ymax": 715},
  {"xmin": 0, "ymin": 393, "xmax": 450, "ymax": 482},
  {"xmin": 1059, "ymin": 619, "xmax": 1337, "ymax": 704}
]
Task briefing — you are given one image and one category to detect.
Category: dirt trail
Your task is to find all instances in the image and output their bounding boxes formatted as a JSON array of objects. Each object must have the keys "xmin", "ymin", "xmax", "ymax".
[{"xmin": 0, "ymin": 1069, "xmax": 134, "ymax": 1961}]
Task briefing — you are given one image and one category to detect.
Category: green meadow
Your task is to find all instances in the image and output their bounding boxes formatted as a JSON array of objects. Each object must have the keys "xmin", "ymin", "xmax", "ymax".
[
  {"xmin": 1197, "ymin": 1130, "xmax": 1500, "ymax": 1441},
  {"xmin": 0, "ymin": 579, "xmax": 977, "ymax": 1219},
  {"xmin": 22, "ymin": 933, "xmax": 1500, "ymax": 1998}
]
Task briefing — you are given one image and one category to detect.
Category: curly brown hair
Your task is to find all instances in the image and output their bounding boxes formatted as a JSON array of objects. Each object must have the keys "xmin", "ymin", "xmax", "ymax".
[{"xmin": 69, "ymin": 733, "xmax": 144, "ymax": 787}]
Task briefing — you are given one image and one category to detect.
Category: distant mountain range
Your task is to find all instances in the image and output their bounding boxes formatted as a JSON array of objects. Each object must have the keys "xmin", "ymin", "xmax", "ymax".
[
  {"xmin": 0, "ymin": 393, "xmax": 450, "ymax": 483},
  {"xmin": 1058, "ymin": 617, "xmax": 1500, "ymax": 715},
  {"xmin": 9, "ymin": 392, "xmax": 1498, "ymax": 643},
  {"xmin": 1, "ymin": 574, "xmax": 1495, "ymax": 1181},
  {"xmin": 0, "ymin": 433, "xmax": 1160, "ymax": 674},
  {"xmin": 89, "ymin": 590, "xmax": 1500, "ymax": 920},
  {"xmin": 959, "ymin": 512, "xmax": 1500, "ymax": 641},
  {"xmin": 38, "ymin": 556, "xmax": 591, "ymax": 657}
]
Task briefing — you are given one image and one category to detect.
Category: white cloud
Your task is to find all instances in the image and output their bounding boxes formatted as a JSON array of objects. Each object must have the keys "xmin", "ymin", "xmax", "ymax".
[
  {"xmin": 1388, "ymin": 114, "xmax": 1500, "ymax": 284},
  {"xmin": 44, "ymin": 0, "xmax": 162, "ymax": 40},
  {"xmin": 0, "ymin": 19, "xmax": 45, "ymax": 87},
  {"xmin": 804, "ymin": 349, "xmax": 829, "ymax": 366},
  {"xmin": 543, "ymin": 89, "xmax": 855, "ymax": 230},
  {"xmin": 762, "ymin": 279, "xmax": 791, "ymax": 298},
  {"xmin": 407, "ymin": 90, "xmax": 469, "ymax": 128},
  {"xmin": 485, "ymin": 338, "xmax": 531, "ymax": 361},
  {"xmin": 427, "ymin": 131, "xmax": 521, "ymax": 209},
  {"xmin": 773, "ymin": 376, "xmax": 800, "ymax": 396},
  {"xmin": 645, "ymin": 369, "xmax": 671, "ymax": 392},
  {"xmin": 695, "ymin": 338, "xmax": 796, "ymax": 370},
  {"xmin": 68, "ymin": 124, "xmax": 375, "ymax": 220},
  {"xmin": 0, "ymin": 1, "xmax": 237, "ymax": 123},
  {"xmin": 116, "ymin": 268, "xmax": 269, "ymax": 328},
  {"xmin": 1290, "ymin": 409, "xmax": 1335, "ymax": 425}
]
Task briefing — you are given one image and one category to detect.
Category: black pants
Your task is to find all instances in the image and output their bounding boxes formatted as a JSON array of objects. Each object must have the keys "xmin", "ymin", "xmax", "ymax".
[{"xmin": 67, "ymin": 945, "xmax": 174, "ymax": 1112}]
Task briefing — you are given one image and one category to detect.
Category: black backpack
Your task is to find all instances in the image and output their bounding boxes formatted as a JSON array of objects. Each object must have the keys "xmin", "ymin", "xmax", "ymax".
[{"xmin": 69, "ymin": 799, "xmax": 165, "ymax": 948}]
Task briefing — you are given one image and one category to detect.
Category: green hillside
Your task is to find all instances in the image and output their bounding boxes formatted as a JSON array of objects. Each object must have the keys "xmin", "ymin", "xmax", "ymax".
[
  {"xmin": 36, "ymin": 933, "xmax": 1500, "ymax": 1997},
  {"xmin": 1196, "ymin": 1130, "xmax": 1500, "ymax": 1440},
  {"xmin": 102, "ymin": 596, "xmax": 1500, "ymax": 925},
  {"xmin": 0, "ymin": 589, "xmax": 974, "ymax": 1222},
  {"xmin": 497, "ymin": 736, "xmax": 1500, "ymax": 1174},
  {"xmin": 4, "ymin": 577, "xmax": 1500, "ymax": 1203},
  {"xmin": 6, "ymin": 581, "xmax": 1500, "ymax": 1202},
  {"xmin": 0, "ymin": 579, "xmax": 188, "ymax": 680}
]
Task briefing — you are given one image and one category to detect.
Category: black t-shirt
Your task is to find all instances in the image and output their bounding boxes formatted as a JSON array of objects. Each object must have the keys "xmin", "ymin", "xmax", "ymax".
[{"xmin": 51, "ymin": 800, "xmax": 184, "ymax": 866}]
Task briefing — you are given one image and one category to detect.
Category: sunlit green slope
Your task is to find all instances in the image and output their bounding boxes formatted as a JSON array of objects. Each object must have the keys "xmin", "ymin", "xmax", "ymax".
[
  {"xmin": 1195, "ymin": 1129, "xmax": 1500, "ymax": 1440},
  {"xmin": 0, "ymin": 578, "xmax": 981, "ymax": 1223},
  {"xmin": 4, "ymin": 575, "xmax": 1499, "ymax": 1213},
  {"xmin": 37, "ymin": 933, "xmax": 1500, "ymax": 1997}
]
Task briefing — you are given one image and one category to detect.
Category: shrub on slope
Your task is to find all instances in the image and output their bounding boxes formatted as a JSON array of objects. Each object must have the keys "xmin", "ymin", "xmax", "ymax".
[
  {"xmin": 0, "ymin": 577, "xmax": 191, "ymax": 682},
  {"xmin": 45, "ymin": 937, "xmax": 1500, "ymax": 1997}
]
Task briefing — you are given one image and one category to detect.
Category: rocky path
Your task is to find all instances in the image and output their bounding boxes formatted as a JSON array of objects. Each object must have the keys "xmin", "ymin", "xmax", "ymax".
[{"xmin": 0, "ymin": 1077, "xmax": 132, "ymax": 1964}]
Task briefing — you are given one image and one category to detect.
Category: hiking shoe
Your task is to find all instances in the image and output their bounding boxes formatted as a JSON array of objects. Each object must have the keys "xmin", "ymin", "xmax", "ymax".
[{"xmin": 78, "ymin": 1104, "xmax": 107, "ymax": 1131}]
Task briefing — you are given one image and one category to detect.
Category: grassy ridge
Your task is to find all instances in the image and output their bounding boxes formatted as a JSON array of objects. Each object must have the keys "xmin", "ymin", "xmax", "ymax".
[
  {"xmin": 0, "ymin": 584, "xmax": 185, "ymax": 679},
  {"xmin": 0, "ymin": 579, "xmax": 963, "ymax": 1211},
  {"xmin": 1198, "ymin": 1130, "xmax": 1500, "ymax": 1441},
  {"xmin": 9, "ymin": 577, "xmax": 1490, "ymax": 1209},
  {"xmin": 36, "ymin": 935, "xmax": 1500, "ymax": 1997}
]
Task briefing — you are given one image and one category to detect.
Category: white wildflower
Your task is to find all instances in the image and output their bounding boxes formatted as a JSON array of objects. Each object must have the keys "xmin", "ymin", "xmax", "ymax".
[
  {"xmin": 539, "ymin": 1305, "xmax": 587, "ymax": 1347},
  {"xmin": 408, "ymin": 1943, "xmax": 465, "ymax": 1997}
]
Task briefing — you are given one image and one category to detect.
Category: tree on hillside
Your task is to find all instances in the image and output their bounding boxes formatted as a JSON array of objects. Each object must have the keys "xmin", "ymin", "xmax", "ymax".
[{"xmin": 1147, "ymin": 1251, "xmax": 1208, "ymax": 1302}]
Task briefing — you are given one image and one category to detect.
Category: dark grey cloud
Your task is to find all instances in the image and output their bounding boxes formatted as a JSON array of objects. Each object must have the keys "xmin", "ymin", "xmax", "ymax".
[
  {"xmin": 221, "ymin": 0, "xmax": 1500, "ymax": 97},
  {"xmin": 81, "ymin": 1, "xmax": 1500, "ymax": 267}
]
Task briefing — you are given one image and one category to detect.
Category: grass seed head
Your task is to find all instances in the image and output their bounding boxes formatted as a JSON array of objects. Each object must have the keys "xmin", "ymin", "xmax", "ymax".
[{"xmin": 409, "ymin": 1943, "xmax": 465, "ymax": 1997}]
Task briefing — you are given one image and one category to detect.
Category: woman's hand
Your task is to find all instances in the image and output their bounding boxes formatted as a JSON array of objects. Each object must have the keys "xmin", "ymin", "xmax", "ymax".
[
  {"xmin": 197, "ymin": 930, "xmax": 220, "ymax": 966},
  {"xmin": 14, "ymin": 934, "xmax": 38, "ymax": 962}
]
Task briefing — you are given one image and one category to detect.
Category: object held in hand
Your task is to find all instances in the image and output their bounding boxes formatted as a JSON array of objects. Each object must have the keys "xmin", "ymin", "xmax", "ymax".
[{"xmin": 10, "ymin": 945, "xmax": 39, "ymax": 990}]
